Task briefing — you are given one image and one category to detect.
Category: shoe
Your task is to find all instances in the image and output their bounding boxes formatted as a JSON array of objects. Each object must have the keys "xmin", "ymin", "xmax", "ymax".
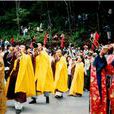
[
  {"xmin": 46, "ymin": 96, "xmax": 49, "ymax": 103},
  {"xmin": 77, "ymin": 94, "xmax": 82, "ymax": 97},
  {"xmin": 74, "ymin": 94, "xmax": 82, "ymax": 97},
  {"xmin": 16, "ymin": 109, "xmax": 21, "ymax": 114},
  {"xmin": 59, "ymin": 95, "xmax": 63, "ymax": 98},
  {"xmin": 55, "ymin": 95, "xmax": 63, "ymax": 99},
  {"xmin": 55, "ymin": 95, "xmax": 59, "ymax": 98},
  {"xmin": 76, "ymin": 93, "xmax": 82, "ymax": 97},
  {"xmin": 29, "ymin": 98, "xmax": 37, "ymax": 104},
  {"xmin": 68, "ymin": 94, "xmax": 74, "ymax": 96},
  {"xmin": 68, "ymin": 94, "xmax": 77, "ymax": 97}
]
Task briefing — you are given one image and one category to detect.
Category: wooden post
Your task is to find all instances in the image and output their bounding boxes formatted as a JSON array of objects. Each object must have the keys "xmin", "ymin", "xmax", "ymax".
[{"xmin": 16, "ymin": 0, "xmax": 20, "ymax": 40}]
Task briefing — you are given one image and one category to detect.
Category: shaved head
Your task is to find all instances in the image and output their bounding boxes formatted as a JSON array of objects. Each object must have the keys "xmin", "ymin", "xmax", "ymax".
[
  {"xmin": 37, "ymin": 43, "xmax": 43, "ymax": 52},
  {"xmin": 19, "ymin": 45, "xmax": 26, "ymax": 53},
  {"xmin": 56, "ymin": 49, "xmax": 62, "ymax": 57}
]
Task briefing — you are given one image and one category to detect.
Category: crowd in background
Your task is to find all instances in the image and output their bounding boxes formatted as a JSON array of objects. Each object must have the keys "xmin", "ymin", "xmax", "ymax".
[{"xmin": 0, "ymin": 36, "xmax": 114, "ymax": 114}]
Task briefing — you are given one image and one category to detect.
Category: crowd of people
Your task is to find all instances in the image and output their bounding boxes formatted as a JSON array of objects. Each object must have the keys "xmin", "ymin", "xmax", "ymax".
[{"xmin": 0, "ymin": 36, "xmax": 114, "ymax": 114}]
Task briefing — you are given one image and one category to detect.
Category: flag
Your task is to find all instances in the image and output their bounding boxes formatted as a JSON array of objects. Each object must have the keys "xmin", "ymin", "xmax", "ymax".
[{"xmin": 91, "ymin": 32, "xmax": 100, "ymax": 50}]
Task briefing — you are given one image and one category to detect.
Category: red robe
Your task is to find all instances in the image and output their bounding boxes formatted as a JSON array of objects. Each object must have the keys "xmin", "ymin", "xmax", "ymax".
[
  {"xmin": 10, "ymin": 37, "xmax": 14, "ymax": 45},
  {"xmin": 106, "ymin": 54, "xmax": 114, "ymax": 113},
  {"xmin": 90, "ymin": 57, "xmax": 107, "ymax": 114},
  {"xmin": 43, "ymin": 33, "xmax": 48, "ymax": 47},
  {"xmin": 60, "ymin": 36, "xmax": 65, "ymax": 49},
  {"xmin": 90, "ymin": 54, "xmax": 114, "ymax": 114}
]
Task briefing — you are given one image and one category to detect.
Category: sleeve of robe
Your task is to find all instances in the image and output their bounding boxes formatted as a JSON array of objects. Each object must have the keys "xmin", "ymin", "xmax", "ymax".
[{"xmin": 54, "ymin": 60, "xmax": 63, "ymax": 83}]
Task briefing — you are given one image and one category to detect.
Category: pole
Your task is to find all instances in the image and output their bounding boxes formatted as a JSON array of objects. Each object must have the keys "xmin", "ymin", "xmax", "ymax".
[
  {"xmin": 97, "ymin": 13, "xmax": 100, "ymax": 32},
  {"xmin": 64, "ymin": 0, "xmax": 72, "ymax": 34},
  {"xmin": 97, "ymin": 1, "xmax": 100, "ymax": 32},
  {"xmin": 47, "ymin": 10, "xmax": 52, "ymax": 46},
  {"xmin": 47, "ymin": 2, "xmax": 52, "ymax": 46},
  {"xmin": 16, "ymin": 0, "xmax": 20, "ymax": 40}
]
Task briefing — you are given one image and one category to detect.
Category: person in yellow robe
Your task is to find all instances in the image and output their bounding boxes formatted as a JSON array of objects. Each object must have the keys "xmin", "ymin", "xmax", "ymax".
[
  {"xmin": 0, "ymin": 55, "xmax": 6, "ymax": 114},
  {"xmin": 6, "ymin": 45, "xmax": 35, "ymax": 114},
  {"xmin": 69, "ymin": 55, "xmax": 84, "ymax": 97},
  {"xmin": 29, "ymin": 43, "xmax": 54, "ymax": 104},
  {"xmin": 54, "ymin": 49, "xmax": 68, "ymax": 98}
]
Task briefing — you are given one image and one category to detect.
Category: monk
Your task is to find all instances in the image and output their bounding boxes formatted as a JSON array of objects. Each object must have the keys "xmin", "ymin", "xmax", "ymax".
[
  {"xmin": 29, "ymin": 43, "xmax": 54, "ymax": 104},
  {"xmin": 54, "ymin": 49, "xmax": 68, "ymax": 98},
  {"xmin": 6, "ymin": 45, "xmax": 35, "ymax": 114},
  {"xmin": 69, "ymin": 55, "xmax": 84, "ymax": 97},
  {"xmin": 0, "ymin": 56, "xmax": 6, "ymax": 114}
]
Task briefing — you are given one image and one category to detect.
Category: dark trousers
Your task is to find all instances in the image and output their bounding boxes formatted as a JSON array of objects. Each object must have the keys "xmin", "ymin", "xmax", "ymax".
[{"xmin": 68, "ymin": 75, "xmax": 72, "ymax": 89}]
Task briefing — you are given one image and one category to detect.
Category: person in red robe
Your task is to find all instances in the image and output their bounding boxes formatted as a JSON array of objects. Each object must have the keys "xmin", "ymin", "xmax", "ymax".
[
  {"xmin": 60, "ymin": 34, "xmax": 65, "ymax": 49},
  {"xmin": 30, "ymin": 36, "xmax": 36, "ymax": 49},
  {"xmin": 90, "ymin": 45, "xmax": 114, "ymax": 114},
  {"xmin": 10, "ymin": 36, "xmax": 15, "ymax": 45},
  {"xmin": 43, "ymin": 32, "xmax": 49, "ymax": 47},
  {"xmin": 90, "ymin": 46, "xmax": 108, "ymax": 114}
]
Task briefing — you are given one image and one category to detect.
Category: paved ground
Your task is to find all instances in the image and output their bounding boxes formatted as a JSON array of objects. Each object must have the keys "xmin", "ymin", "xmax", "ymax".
[{"xmin": 6, "ymin": 92, "xmax": 89, "ymax": 114}]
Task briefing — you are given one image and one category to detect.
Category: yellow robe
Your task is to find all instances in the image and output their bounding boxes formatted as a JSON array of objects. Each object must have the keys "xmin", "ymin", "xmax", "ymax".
[
  {"xmin": 0, "ymin": 56, "xmax": 6, "ymax": 114},
  {"xmin": 35, "ymin": 51, "xmax": 54, "ymax": 94},
  {"xmin": 54, "ymin": 56, "xmax": 68, "ymax": 92},
  {"xmin": 15, "ymin": 53, "xmax": 35, "ymax": 97},
  {"xmin": 69, "ymin": 62, "xmax": 84, "ymax": 95}
]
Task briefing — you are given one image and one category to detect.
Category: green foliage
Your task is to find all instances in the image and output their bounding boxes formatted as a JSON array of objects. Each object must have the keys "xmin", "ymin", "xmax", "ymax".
[
  {"xmin": 69, "ymin": 28, "xmax": 86, "ymax": 47},
  {"xmin": 16, "ymin": 31, "xmax": 46, "ymax": 44},
  {"xmin": 36, "ymin": 32, "xmax": 45, "ymax": 43},
  {"xmin": 13, "ymin": 8, "xmax": 30, "ymax": 22},
  {"xmin": 0, "ymin": 8, "xmax": 16, "ymax": 25},
  {"xmin": 18, "ymin": 8, "xmax": 30, "ymax": 18},
  {"xmin": 0, "ymin": 1, "xmax": 113, "ymax": 46},
  {"xmin": 0, "ymin": 28, "xmax": 17, "ymax": 40}
]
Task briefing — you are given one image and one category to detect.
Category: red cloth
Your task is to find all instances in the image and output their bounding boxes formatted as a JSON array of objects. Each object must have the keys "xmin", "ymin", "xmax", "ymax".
[
  {"xmin": 10, "ymin": 37, "xmax": 14, "ymax": 45},
  {"xmin": 106, "ymin": 55, "xmax": 114, "ymax": 75},
  {"xmin": 30, "ymin": 42, "xmax": 33, "ymax": 49},
  {"xmin": 90, "ymin": 57, "xmax": 107, "ymax": 114},
  {"xmin": 60, "ymin": 34, "xmax": 65, "ymax": 49},
  {"xmin": 90, "ymin": 55, "xmax": 114, "ymax": 114},
  {"xmin": 43, "ymin": 33, "xmax": 48, "ymax": 46},
  {"xmin": 107, "ymin": 55, "xmax": 114, "ymax": 113},
  {"xmin": 91, "ymin": 32, "xmax": 100, "ymax": 50}
]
